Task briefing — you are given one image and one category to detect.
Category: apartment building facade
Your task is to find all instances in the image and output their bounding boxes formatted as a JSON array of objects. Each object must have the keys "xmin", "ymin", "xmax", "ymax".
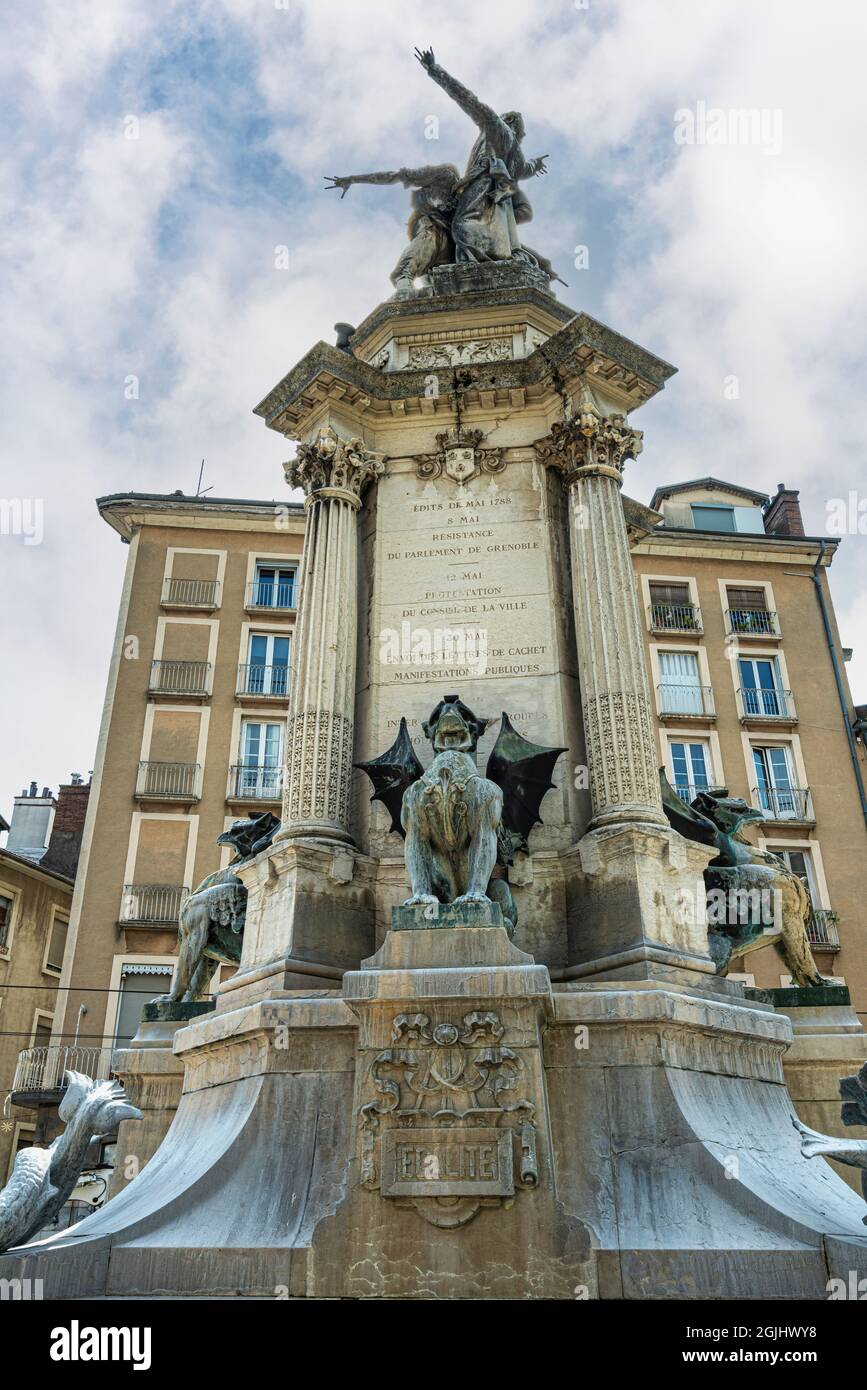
[
  {"xmin": 47, "ymin": 492, "xmax": 305, "ymax": 1069},
  {"xmin": 36, "ymin": 472, "xmax": 867, "ymax": 1107},
  {"xmin": 1, "ymin": 779, "xmax": 89, "ymax": 1181},
  {"xmin": 634, "ymin": 478, "xmax": 867, "ymax": 1009}
]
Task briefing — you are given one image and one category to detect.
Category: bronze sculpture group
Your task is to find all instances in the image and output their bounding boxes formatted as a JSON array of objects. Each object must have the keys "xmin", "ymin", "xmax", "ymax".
[{"xmin": 326, "ymin": 49, "xmax": 563, "ymax": 293}]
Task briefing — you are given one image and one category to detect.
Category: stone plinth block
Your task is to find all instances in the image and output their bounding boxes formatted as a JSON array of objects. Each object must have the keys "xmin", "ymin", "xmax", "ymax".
[
  {"xmin": 549, "ymin": 981, "xmax": 867, "ymax": 1298},
  {"xmin": 391, "ymin": 898, "xmax": 504, "ymax": 932},
  {"xmin": 219, "ymin": 839, "xmax": 376, "ymax": 1006},
  {"xmin": 564, "ymin": 822, "xmax": 718, "ymax": 981}
]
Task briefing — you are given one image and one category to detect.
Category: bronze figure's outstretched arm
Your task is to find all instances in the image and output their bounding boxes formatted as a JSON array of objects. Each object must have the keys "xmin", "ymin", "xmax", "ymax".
[
  {"xmin": 325, "ymin": 165, "xmax": 459, "ymax": 197},
  {"xmin": 414, "ymin": 47, "xmax": 545, "ymax": 179}
]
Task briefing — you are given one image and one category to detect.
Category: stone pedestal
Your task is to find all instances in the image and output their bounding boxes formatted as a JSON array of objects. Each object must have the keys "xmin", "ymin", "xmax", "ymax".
[
  {"xmin": 218, "ymin": 839, "xmax": 375, "ymax": 1008},
  {"xmin": 105, "ymin": 1004, "xmax": 213, "ymax": 1201},
  {"xmin": 564, "ymin": 822, "xmax": 718, "ymax": 981}
]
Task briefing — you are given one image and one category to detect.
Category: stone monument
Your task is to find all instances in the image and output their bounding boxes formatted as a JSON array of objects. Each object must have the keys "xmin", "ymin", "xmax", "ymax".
[{"xmin": 3, "ymin": 50, "xmax": 867, "ymax": 1299}]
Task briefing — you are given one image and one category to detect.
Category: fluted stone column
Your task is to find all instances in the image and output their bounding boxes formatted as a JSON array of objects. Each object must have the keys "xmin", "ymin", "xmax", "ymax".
[
  {"xmin": 277, "ymin": 426, "xmax": 385, "ymax": 845},
  {"xmin": 538, "ymin": 401, "xmax": 665, "ymax": 831}
]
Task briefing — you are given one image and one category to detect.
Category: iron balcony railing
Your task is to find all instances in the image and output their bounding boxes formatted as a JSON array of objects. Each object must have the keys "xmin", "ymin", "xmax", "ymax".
[
  {"xmin": 807, "ymin": 909, "xmax": 841, "ymax": 951},
  {"xmin": 648, "ymin": 602, "xmax": 702, "ymax": 633},
  {"xmin": 119, "ymin": 884, "xmax": 189, "ymax": 925},
  {"xmin": 237, "ymin": 663, "xmax": 291, "ymax": 697},
  {"xmin": 247, "ymin": 580, "xmax": 296, "ymax": 611},
  {"xmin": 657, "ymin": 683, "xmax": 716, "ymax": 717},
  {"xmin": 148, "ymin": 659, "xmax": 211, "ymax": 696},
  {"xmin": 135, "ymin": 761, "xmax": 201, "ymax": 799},
  {"xmin": 726, "ymin": 608, "xmax": 780, "ymax": 637},
  {"xmin": 738, "ymin": 686, "xmax": 795, "ymax": 720},
  {"xmin": 228, "ymin": 764, "xmax": 283, "ymax": 800},
  {"xmin": 672, "ymin": 782, "xmax": 726, "ymax": 806},
  {"xmin": 11, "ymin": 1045, "xmax": 114, "ymax": 1098},
  {"xmin": 751, "ymin": 785, "xmax": 813, "ymax": 821},
  {"xmin": 162, "ymin": 577, "xmax": 220, "ymax": 608}
]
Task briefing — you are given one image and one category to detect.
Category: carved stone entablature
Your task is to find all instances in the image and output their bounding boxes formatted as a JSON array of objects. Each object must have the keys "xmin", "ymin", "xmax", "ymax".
[
  {"xmin": 284, "ymin": 426, "xmax": 386, "ymax": 507},
  {"xmin": 416, "ymin": 427, "xmax": 504, "ymax": 485},
  {"xmin": 535, "ymin": 403, "xmax": 643, "ymax": 484},
  {"xmin": 406, "ymin": 337, "xmax": 512, "ymax": 370},
  {"xmin": 358, "ymin": 1010, "xmax": 539, "ymax": 1228}
]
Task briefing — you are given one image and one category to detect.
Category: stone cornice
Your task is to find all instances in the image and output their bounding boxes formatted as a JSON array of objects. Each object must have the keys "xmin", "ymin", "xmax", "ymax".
[
  {"xmin": 633, "ymin": 529, "xmax": 840, "ymax": 566},
  {"xmin": 98, "ymin": 493, "xmax": 306, "ymax": 542},
  {"xmin": 253, "ymin": 311, "xmax": 677, "ymax": 439}
]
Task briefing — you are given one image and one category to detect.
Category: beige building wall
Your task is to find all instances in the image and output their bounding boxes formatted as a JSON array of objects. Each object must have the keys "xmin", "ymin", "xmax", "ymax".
[
  {"xmin": 632, "ymin": 500, "xmax": 867, "ymax": 1018},
  {"xmin": 0, "ymin": 852, "xmax": 73, "ymax": 1178},
  {"xmin": 52, "ymin": 495, "xmax": 305, "ymax": 1058}
]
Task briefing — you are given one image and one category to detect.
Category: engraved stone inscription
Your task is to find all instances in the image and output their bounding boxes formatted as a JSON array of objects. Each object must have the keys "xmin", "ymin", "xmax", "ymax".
[{"xmin": 380, "ymin": 1127, "xmax": 514, "ymax": 1198}]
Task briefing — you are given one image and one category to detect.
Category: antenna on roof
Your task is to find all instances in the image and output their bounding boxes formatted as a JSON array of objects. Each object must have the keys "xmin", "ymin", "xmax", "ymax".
[{"xmin": 195, "ymin": 459, "xmax": 213, "ymax": 498}]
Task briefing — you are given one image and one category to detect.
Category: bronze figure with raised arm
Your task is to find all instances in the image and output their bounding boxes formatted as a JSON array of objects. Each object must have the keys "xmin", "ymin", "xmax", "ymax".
[{"xmin": 414, "ymin": 47, "xmax": 560, "ymax": 279}]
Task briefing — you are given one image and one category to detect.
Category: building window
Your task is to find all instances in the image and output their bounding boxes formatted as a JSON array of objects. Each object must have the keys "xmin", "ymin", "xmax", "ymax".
[
  {"xmin": 752, "ymin": 745, "xmax": 803, "ymax": 818},
  {"xmin": 232, "ymin": 721, "xmax": 283, "ymax": 798},
  {"xmin": 245, "ymin": 633, "xmax": 290, "ymax": 695},
  {"xmin": 31, "ymin": 1012, "xmax": 54, "ymax": 1048},
  {"xmin": 0, "ymin": 892, "xmax": 13, "ymax": 950},
  {"xmin": 691, "ymin": 504, "xmax": 736, "ymax": 532},
  {"xmin": 739, "ymin": 656, "xmax": 786, "ymax": 717},
  {"xmin": 251, "ymin": 563, "xmax": 296, "ymax": 610},
  {"xmin": 44, "ymin": 912, "xmax": 69, "ymax": 974},
  {"xmin": 658, "ymin": 651, "xmax": 710, "ymax": 714},
  {"xmin": 114, "ymin": 966, "xmax": 175, "ymax": 1048},
  {"xmin": 726, "ymin": 586, "xmax": 778, "ymax": 636},
  {"xmin": 669, "ymin": 740, "xmax": 713, "ymax": 801}
]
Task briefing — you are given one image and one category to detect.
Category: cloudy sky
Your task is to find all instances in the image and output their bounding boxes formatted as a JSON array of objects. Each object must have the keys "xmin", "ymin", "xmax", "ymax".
[{"xmin": 1, "ymin": 0, "xmax": 865, "ymax": 820}]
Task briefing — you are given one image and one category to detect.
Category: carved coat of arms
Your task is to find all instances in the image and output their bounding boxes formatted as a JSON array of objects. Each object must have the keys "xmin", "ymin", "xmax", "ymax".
[{"xmin": 358, "ymin": 1010, "xmax": 538, "ymax": 1227}]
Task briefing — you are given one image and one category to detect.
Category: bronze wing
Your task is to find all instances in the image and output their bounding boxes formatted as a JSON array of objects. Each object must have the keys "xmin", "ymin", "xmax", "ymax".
[
  {"xmin": 355, "ymin": 717, "xmax": 424, "ymax": 836},
  {"xmin": 485, "ymin": 713, "xmax": 565, "ymax": 859}
]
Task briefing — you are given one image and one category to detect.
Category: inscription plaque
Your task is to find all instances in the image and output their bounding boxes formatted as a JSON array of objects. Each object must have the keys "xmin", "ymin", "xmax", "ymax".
[{"xmin": 381, "ymin": 1127, "xmax": 514, "ymax": 1198}]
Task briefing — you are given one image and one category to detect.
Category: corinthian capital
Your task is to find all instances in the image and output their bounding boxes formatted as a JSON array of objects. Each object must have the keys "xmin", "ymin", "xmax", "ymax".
[
  {"xmin": 535, "ymin": 404, "xmax": 643, "ymax": 483},
  {"xmin": 284, "ymin": 426, "xmax": 386, "ymax": 503}
]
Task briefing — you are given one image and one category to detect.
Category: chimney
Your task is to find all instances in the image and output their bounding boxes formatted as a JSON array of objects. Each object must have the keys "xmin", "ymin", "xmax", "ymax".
[
  {"xmin": 763, "ymin": 483, "xmax": 805, "ymax": 537},
  {"xmin": 6, "ymin": 783, "xmax": 57, "ymax": 861},
  {"xmin": 42, "ymin": 776, "xmax": 92, "ymax": 879}
]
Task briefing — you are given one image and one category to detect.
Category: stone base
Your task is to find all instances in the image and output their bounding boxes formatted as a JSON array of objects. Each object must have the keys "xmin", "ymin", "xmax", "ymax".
[
  {"xmin": 564, "ymin": 822, "xmax": 718, "ymax": 980},
  {"xmin": 5, "ymin": 952, "xmax": 867, "ymax": 1299},
  {"xmin": 216, "ymin": 839, "xmax": 375, "ymax": 1007},
  {"xmin": 390, "ymin": 898, "xmax": 504, "ymax": 932}
]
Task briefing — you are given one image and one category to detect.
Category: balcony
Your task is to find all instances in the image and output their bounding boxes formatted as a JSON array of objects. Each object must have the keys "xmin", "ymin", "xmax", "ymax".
[
  {"xmin": 671, "ymin": 782, "xmax": 726, "ymax": 806},
  {"xmin": 245, "ymin": 580, "xmax": 296, "ymax": 614},
  {"xmin": 648, "ymin": 602, "xmax": 703, "ymax": 634},
  {"xmin": 807, "ymin": 909, "xmax": 841, "ymax": 952},
  {"xmin": 161, "ymin": 577, "xmax": 220, "ymax": 610},
  {"xmin": 119, "ymin": 883, "xmax": 189, "ymax": 927},
  {"xmin": 657, "ymin": 683, "xmax": 716, "ymax": 720},
  {"xmin": 751, "ymin": 785, "xmax": 814, "ymax": 823},
  {"xmin": 236, "ymin": 663, "xmax": 291, "ymax": 702},
  {"xmin": 10, "ymin": 1045, "xmax": 114, "ymax": 1107},
  {"xmin": 227, "ymin": 764, "xmax": 283, "ymax": 804},
  {"xmin": 148, "ymin": 659, "xmax": 211, "ymax": 701},
  {"xmin": 135, "ymin": 761, "xmax": 201, "ymax": 802},
  {"xmin": 737, "ymin": 687, "xmax": 796, "ymax": 724},
  {"xmin": 726, "ymin": 608, "xmax": 780, "ymax": 638}
]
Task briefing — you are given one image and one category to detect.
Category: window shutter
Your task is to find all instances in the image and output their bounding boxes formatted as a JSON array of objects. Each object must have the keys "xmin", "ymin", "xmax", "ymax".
[
  {"xmin": 727, "ymin": 586, "xmax": 767, "ymax": 611},
  {"xmin": 649, "ymin": 582, "xmax": 690, "ymax": 606}
]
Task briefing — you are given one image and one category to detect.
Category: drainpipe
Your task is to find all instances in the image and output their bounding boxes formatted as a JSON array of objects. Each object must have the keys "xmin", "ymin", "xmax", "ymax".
[{"xmin": 811, "ymin": 540, "xmax": 867, "ymax": 829}]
